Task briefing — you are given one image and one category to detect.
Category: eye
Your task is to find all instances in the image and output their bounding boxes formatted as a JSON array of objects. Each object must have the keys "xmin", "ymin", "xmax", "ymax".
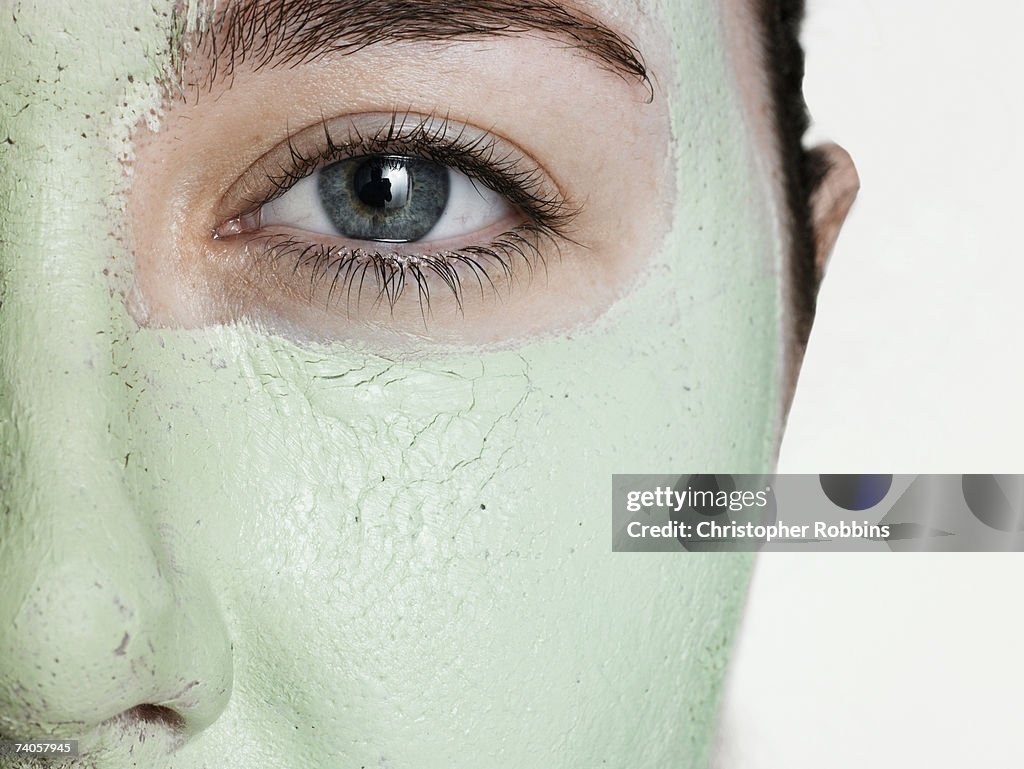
[
  {"xmin": 258, "ymin": 155, "xmax": 515, "ymax": 244},
  {"xmin": 213, "ymin": 113, "xmax": 580, "ymax": 322}
]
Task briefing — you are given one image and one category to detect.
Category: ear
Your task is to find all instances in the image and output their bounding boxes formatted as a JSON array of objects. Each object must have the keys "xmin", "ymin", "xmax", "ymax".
[
  {"xmin": 808, "ymin": 143, "xmax": 860, "ymax": 286},
  {"xmin": 778, "ymin": 144, "xmax": 859, "ymax": 431}
]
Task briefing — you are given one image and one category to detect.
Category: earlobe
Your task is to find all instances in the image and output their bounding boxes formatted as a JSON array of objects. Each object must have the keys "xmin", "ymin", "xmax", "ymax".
[{"xmin": 808, "ymin": 142, "xmax": 859, "ymax": 286}]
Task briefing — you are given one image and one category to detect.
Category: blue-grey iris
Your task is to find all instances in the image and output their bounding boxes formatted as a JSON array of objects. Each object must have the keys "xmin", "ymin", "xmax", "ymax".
[{"xmin": 316, "ymin": 155, "xmax": 450, "ymax": 243}]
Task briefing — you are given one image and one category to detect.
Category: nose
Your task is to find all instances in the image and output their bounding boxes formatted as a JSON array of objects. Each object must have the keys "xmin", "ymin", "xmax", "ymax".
[{"xmin": 0, "ymin": 9, "xmax": 233, "ymax": 748}]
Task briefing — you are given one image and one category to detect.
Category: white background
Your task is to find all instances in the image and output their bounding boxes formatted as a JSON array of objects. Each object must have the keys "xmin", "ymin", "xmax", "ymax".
[{"xmin": 718, "ymin": 2, "xmax": 1024, "ymax": 767}]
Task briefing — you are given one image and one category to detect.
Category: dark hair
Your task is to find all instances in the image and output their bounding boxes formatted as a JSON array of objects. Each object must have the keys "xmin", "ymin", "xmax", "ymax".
[{"xmin": 756, "ymin": 0, "xmax": 830, "ymax": 346}]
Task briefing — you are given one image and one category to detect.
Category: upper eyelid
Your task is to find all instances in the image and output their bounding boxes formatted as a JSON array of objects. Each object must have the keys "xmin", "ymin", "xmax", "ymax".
[{"xmin": 213, "ymin": 111, "xmax": 582, "ymax": 238}]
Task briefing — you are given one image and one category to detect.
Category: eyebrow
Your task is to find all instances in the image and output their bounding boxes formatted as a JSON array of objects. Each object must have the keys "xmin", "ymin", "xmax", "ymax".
[{"xmin": 176, "ymin": 0, "xmax": 651, "ymax": 97}]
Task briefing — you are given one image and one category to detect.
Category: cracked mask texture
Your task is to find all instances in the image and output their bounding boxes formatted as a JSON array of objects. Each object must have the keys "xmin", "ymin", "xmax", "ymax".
[{"xmin": 0, "ymin": 1, "xmax": 783, "ymax": 767}]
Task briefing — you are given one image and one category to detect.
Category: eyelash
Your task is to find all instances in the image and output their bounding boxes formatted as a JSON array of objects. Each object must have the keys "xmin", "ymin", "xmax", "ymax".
[{"xmin": 217, "ymin": 111, "xmax": 582, "ymax": 318}]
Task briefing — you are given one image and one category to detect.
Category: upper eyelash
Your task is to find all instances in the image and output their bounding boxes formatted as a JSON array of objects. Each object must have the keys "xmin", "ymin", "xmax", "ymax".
[
  {"xmin": 219, "ymin": 110, "xmax": 582, "ymax": 319},
  {"xmin": 237, "ymin": 110, "xmax": 581, "ymax": 238}
]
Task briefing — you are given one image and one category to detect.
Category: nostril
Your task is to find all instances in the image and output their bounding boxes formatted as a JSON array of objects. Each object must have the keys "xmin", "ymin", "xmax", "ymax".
[
  {"xmin": 78, "ymin": 703, "xmax": 190, "ymax": 758},
  {"xmin": 121, "ymin": 704, "xmax": 186, "ymax": 732}
]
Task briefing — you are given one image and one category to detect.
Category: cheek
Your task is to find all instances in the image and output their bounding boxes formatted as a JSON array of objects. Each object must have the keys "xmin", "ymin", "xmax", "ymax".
[{"xmin": 117, "ymin": 316, "xmax": 757, "ymax": 764}]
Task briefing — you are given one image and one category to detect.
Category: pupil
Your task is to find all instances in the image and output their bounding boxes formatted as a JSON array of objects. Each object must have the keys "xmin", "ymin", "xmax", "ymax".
[{"xmin": 353, "ymin": 159, "xmax": 410, "ymax": 211}]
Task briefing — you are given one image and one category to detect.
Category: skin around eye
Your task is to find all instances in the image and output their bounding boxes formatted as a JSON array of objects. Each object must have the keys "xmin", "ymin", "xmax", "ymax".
[{"xmin": 128, "ymin": 35, "xmax": 673, "ymax": 349}]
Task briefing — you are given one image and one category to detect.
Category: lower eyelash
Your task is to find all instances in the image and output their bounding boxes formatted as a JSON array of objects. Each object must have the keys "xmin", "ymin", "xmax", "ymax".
[{"xmin": 250, "ymin": 225, "xmax": 561, "ymax": 320}]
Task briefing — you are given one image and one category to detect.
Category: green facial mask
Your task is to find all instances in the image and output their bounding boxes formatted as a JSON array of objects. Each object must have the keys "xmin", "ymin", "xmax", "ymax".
[{"xmin": 0, "ymin": 2, "xmax": 783, "ymax": 767}]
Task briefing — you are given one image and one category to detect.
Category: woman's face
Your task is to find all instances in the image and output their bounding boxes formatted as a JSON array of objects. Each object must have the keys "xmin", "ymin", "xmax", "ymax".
[{"xmin": 0, "ymin": 1, "xmax": 787, "ymax": 767}]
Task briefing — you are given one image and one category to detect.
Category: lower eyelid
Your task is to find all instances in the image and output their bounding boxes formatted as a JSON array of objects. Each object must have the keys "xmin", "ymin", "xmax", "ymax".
[{"xmin": 245, "ymin": 208, "xmax": 526, "ymax": 257}]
